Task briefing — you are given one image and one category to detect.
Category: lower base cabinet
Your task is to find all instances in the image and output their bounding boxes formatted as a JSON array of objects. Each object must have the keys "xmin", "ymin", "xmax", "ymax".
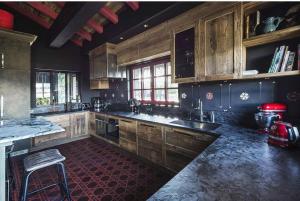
[
  {"xmin": 119, "ymin": 137, "xmax": 136, "ymax": 153},
  {"xmin": 33, "ymin": 111, "xmax": 89, "ymax": 148},
  {"xmin": 138, "ymin": 138, "xmax": 163, "ymax": 165}
]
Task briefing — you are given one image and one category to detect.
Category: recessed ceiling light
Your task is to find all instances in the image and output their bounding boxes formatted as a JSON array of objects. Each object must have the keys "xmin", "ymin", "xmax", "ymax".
[
  {"xmin": 120, "ymin": 37, "xmax": 124, "ymax": 40},
  {"xmin": 144, "ymin": 24, "xmax": 149, "ymax": 28}
]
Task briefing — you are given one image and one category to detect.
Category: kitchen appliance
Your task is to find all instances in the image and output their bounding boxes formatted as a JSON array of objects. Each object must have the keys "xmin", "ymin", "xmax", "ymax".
[
  {"xmin": 128, "ymin": 98, "xmax": 141, "ymax": 114},
  {"xmin": 95, "ymin": 114, "xmax": 119, "ymax": 142},
  {"xmin": 0, "ymin": 9, "xmax": 14, "ymax": 30},
  {"xmin": 269, "ymin": 121, "xmax": 299, "ymax": 148},
  {"xmin": 91, "ymin": 97, "xmax": 109, "ymax": 112},
  {"xmin": 255, "ymin": 103, "xmax": 287, "ymax": 133}
]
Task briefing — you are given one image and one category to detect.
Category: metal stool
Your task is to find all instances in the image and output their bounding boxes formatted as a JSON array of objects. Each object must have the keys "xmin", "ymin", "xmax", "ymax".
[{"xmin": 19, "ymin": 149, "xmax": 71, "ymax": 201}]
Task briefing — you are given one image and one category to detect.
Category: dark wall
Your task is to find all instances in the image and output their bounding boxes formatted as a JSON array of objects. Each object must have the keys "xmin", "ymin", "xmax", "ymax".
[{"xmin": 0, "ymin": 4, "xmax": 99, "ymax": 106}]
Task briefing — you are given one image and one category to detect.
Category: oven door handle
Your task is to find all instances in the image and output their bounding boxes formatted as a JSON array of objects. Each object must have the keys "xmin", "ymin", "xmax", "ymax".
[{"xmin": 95, "ymin": 119, "xmax": 109, "ymax": 124}]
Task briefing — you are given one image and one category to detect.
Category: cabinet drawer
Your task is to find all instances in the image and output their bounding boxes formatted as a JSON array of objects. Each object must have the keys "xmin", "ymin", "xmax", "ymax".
[
  {"xmin": 138, "ymin": 138, "xmax": 163, "ymax": 165},
  {"xmin": 137, "ymin": 122, "xmax": 162, "ymax": 144},
  {"xmin": 165, "ymin": 144, "xmax": 195, "ymax": 172},
  {"xmin": 120, "ymin": 137, "xmax": 136, "ymax": 154},
  {"xmin": 119, "ymin": 119, "xmax": 137, "ymax": 141},
  {"xmin": 165, "ymin": 128, "xmax": 216, "ymax": 153}
]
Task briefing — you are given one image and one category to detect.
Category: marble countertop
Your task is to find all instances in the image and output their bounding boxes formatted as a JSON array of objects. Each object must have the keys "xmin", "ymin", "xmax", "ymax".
[
  {"xmin": 92, "ymin": 111, "xmax": 300, "ymax": 201},
  {"xmin": 0, "ymin": 117, "xmax": 64, "ymax": 144}
]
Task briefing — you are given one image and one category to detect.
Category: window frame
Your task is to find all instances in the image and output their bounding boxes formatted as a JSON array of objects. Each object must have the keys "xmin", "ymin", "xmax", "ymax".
[
  {"xmin": 33, "ymin": 70, "xmax": 81, "ymax": 107},
  {"xmin": 130, "ymin": 57, "xmax": 178, "ymax": 105}
]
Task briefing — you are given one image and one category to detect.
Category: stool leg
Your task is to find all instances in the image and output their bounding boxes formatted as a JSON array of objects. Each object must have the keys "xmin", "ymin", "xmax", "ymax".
[
  {"xmin": 56, "ymin": 164, "xmax": 65, "ymax": 199},
  {"xmin": 19, "ymin": 171, "xmax": 31, "ymax": 201},
  {"xmin": 58, "ymin": 162, "xmax": 71, "ymax": 201}
]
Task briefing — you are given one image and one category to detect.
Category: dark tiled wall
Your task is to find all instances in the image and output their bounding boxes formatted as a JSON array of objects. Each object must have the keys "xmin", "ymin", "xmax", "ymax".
[{"xmin": 99, "ymin": 76, "xmax": 300, "ymax": 128}]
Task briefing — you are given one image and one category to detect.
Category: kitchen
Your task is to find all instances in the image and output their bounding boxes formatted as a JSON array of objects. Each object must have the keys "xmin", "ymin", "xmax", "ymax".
[{"xmin": 0, "ymin": 1, "xmax": 300, "ymax": 201}]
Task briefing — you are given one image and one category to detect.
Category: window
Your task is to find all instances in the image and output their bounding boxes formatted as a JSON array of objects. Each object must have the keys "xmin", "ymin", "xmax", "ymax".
[
  {"xmin": 35, "ymin": 71, "xmax": 80, "ymax": 106},
  {"xmin": 131, "ymin": 57, "xmax": 178, "ymax": 105}
]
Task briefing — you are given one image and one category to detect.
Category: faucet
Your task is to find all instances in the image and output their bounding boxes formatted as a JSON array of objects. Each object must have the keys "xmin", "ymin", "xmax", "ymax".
[{"xmin": 194, "ymin": 99, "xmax": 215, "ymax": 123}]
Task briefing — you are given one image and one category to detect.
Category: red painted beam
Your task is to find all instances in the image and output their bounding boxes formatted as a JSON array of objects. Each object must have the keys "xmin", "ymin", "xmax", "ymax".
[
  {"xmin": 76, "ymin": 29, "xmax": 92, "ymax": 41},
  {"xmin": 3, "ymin": 2, "xmax": 51, "ymax": 29},
  {"xmin": 72, "ymin": 38, "xmax": 83, "ymax": 47},
  {"xmin": 126, "ymin": 2, "xmax": 139, "ymax": 11},
  {"xmin": 27, "ymin": 2, "xmax": 58, "ymax": 20},
  {"xmin": 87, "ymin": 19, "xmax": 103, "ymax": 34},
  {"xmin": 56, "ymin": 2, "xmax": 65, "ymax": 9},
  {"xmin": 99, "ymin": 6, "xmax": 118, "ymax": 24}
]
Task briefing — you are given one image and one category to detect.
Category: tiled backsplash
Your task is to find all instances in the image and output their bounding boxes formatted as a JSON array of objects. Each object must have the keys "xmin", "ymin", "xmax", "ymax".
[{"xmin": 98, "ymin": 76, "xmax": 300, "ymax": 128}]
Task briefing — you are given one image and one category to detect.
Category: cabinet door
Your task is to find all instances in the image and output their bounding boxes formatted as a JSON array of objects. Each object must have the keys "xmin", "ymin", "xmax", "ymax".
[
  {"xmin": 165, "ymin": 127, "xmax": 216, "ymax": 154},
  {"xmin": 171, "ymin": 26, "xmax": 197, "ymax": 83},
  {"xmin": 165, "ymin": 144, "xmax": 194, "ymax": 172},
  {"xmin": 138, "ymin": 138, "xmax": 163, "ymax": 165},
  {"xmin": 93, "ymin": 53, "xmax": 107, "ymax": 79},
  {"xmin": 107, "ymin": 54, "xmax": 118, "ymax": 78},
  {"xmin": 71, "ymin": 112, "xmax": 88, "ymax": 137},
  {"xmin": 89, "ymin": 112, "xmax": 96, "ymax": 135},
  {"xmin": 137, "ymin": 122, "xmax": 163, "ymax": 144},
  {"xmin": 0, "ymin": 37, "xmax": 30, "ymax": 70},
  {"xmin": 119, "ymin": 118, "xmax": 137, "ymax": 153},
  {"xmin": 200, "ymin": 4, "xmax": 242, "ymax": 81}
]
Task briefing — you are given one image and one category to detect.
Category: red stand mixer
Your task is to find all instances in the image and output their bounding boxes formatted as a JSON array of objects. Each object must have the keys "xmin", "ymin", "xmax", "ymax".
[
  {"xmin": 254, "ymin": 103, "xmax": 287, "ymax": 134},
  {"xmin": 269, "ymin": 121, "xmax": 299, "ymax": 148}
]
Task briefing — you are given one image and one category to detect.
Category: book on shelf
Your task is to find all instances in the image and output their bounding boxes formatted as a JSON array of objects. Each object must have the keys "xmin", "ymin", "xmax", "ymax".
[
  {"xmin": 286, "ymin": 52, "xmax": 295, "ymax": 71},
  {"xmin": 268, "ymin": 45, "xmax": 296, "ymax": 73}
]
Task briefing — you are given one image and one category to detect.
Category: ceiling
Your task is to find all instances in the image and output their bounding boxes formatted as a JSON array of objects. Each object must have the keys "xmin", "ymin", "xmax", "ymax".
[{"xmin": 2, "ymin": 1, "xmax": 201, "ymax": 51}]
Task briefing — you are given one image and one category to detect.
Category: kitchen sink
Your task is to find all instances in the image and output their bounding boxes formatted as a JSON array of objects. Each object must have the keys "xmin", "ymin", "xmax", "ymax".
[{"xmin": 170, "ymin": 119, "xmax": 220, "ymax": 131}]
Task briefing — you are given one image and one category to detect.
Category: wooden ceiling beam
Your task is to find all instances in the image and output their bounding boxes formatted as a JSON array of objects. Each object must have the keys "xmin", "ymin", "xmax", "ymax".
[
  {"xmin": 71, "ymin": 38, "xmax": 83, "ymax": 47},
  {"xmin": 56, "ymin": 2, "xmax": 65, "ymax": 9},
  {"xmin": 99, "ymin": 6, "xmax": 118, "ymax": 24},
  {"xmin": 76, "ymin": 29, "xmax": 92, "ymax": 41},
  {"xmin": 87, "ymin": 19, "xmax": 104, "ymax": 34},
  {"xmin": 27, "ymin": 2, "xmax": 58, "ymax": 20},
  {"xmin": 126, "ymin": 2, "xmax": 139, "ymax": 11},
  {"xmin": 49, "ymin": 2, "xmax": 106, "ymax": 48},
  {"xmin": 3, "ymin": 2, "xmax": 52, "ymax": 29}
]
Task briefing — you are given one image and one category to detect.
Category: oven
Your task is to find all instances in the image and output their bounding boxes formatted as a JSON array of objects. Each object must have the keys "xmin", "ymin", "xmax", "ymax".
[{"xmin": 95, "ymin": 115, "xmax": 119, "ymax": 139}]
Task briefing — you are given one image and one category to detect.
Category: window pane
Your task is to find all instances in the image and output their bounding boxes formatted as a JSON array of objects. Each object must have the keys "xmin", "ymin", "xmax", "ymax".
[
  {"xmin": 166, "ymin": 62, "xmax": 171, "ymax": 75},
  {"xmin": 143, "ymin": 90, "xmax": 151, "ymax": 101},
  {"xmin": 155, "ymin": 89, "xmax": 165, "ymax": 101},
  {"xmin": 36, "ymin": 72, "xmax": 51, "ymax": 106},
  {"xmin": 142, "ymin": 66, "xmax": 151, "ymax": 78},
  {"xmin": 133, "ymin": 79, "xmax": 141, "ymax": 89},
  {"xmin": 167, "ymin": 76, "xmax": 178, "ymax": 88},
  {"xmin": 143, "ymin": 78, "xmax": 151, "ymax": 89},
  {"xmin": 167, "ymin": 89, "xmax": 179, "ymax": 102},
  {"xmin": 133, "ymin": 68, "xmax": 141, "ymax": 79},
  {"xmin": 154, "ymin": 63, "xmax": 165, "ymax": 76},
  {"xmin": 53, "ymin": 72, "xmax": 66, "ymax": 104},
  {"xmin": 155, "ymin": 77, "xmax": 165, "ymax": 88},
  {"xmin": 69, "ymin": 73, "xmax": 79, "ymax": 103},
  {"xmin": 133, "ymin": 90, "xmax": 141, "ymax": 100}
]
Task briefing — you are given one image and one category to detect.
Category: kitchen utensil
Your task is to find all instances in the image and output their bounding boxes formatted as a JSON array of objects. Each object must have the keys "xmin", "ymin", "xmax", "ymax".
[
  {"xmin": 255, "ymin": 112, "xmax": 280, "ymax": 133},
  {"xmin": 262, "ymin": 17, "xmax": 283, "ymax": 33}
]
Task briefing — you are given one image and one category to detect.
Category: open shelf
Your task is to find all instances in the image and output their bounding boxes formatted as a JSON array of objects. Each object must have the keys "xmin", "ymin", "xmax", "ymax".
[
  {"xmin": 241, "ymin": 70, "xmax": 300, "ymax": 80},
  {"xmin": 243, "ymin": 25, "xmax": 300, "ymax": 47}
]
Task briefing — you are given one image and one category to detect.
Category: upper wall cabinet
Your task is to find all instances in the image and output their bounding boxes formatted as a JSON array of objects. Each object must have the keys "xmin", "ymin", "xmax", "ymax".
[
  {"xmin": 171, "ymin": 24, "xmax": 200, "ymax": 83},
  {"xmin": 89, "ymin": 43, "xmax": 126, "ymax": 89},
  {"xmin": 198, "ymin": 4, "xmax": 243, "ymax": 81}
]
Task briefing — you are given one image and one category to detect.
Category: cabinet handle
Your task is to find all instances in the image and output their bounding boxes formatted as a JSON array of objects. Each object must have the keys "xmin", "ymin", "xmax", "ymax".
[{"xmin": 1, "ymin": 53, "xmax": 4, "ymax": 69}]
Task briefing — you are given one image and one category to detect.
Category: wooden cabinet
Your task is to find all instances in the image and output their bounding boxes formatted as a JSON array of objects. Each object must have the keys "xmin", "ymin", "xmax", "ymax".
[
  {"xmin": 198, "ymin": 4, "xmax": 242, "ymax": 81},
  {"xmin": 89, "ymin": 112, "xmax": 96, "ymax": 135},
  {"xmin": 89, "ymin": 43, "xmax": 126, "ymax": 89},
  {"xmin": 171, "ymin": 26, "xmax": 197, "ymax": 83},
  {"xmin": 33, "ymin": 112, "xmax": 89, "ymax": 147},
  {"xmin": 70, "ymin": 112, "xmax": 89, "ymax": 137},
  {"xmin": 119, "ymin": 118, "xmax": 137, "ymax": 153},
  {"xmin": 34, "ymin": 114, "xmax": 71, "ymax": 146},
  {"xmin": 137, "ymin": 122, "xmax": 163, "ymax": 165},
  {"xmin": 164, "ymin": 127, "xmax": 216, "ymax": 172}
]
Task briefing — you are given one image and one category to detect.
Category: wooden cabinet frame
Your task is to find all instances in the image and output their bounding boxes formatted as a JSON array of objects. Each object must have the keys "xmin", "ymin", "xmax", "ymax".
[{"xmin": 171, "ymin": 23, "xmax": 200, "ymax": 83}]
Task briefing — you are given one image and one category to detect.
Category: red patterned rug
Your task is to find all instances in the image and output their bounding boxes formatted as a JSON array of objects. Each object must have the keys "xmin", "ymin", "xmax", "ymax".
[{"xmin": 11, "ymin": 137, "xmax": 173, "ymax": 201}]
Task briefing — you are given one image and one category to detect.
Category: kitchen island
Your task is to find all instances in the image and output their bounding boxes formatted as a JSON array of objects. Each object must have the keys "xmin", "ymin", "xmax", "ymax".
[{"xmin": 0, "ymin": 117, "xmax": 64, "ymax": 201}]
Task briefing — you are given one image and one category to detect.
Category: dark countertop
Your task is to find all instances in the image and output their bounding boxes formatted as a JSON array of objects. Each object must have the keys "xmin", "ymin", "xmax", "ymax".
[{"xmin": 91, "ymin": 111, "xmax": 300, "ymax": 201}]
